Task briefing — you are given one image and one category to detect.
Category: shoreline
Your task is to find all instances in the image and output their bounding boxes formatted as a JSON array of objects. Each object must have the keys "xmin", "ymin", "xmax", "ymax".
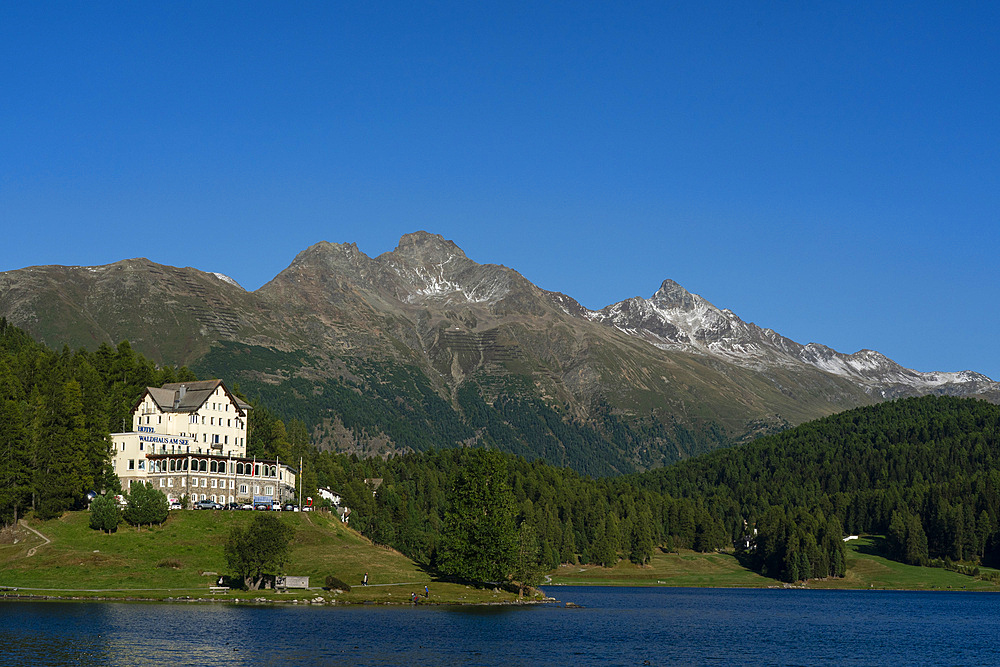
[{"xmin": 0, "ymin": 589, "xmax": 558, "ymax": 607}]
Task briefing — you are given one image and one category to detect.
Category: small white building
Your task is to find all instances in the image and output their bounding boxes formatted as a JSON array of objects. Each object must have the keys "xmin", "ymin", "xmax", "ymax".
[
  {"xmin": 318, "ymin": 488, "xmax": 342, "ymax": 506},
  {"xmin": 111, "ymin": 380, "xmax": 297, "ymax": 506}
]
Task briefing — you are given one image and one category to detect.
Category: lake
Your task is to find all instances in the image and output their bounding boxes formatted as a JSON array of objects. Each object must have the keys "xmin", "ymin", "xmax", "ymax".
[{"xmin": 4, "ymin": 587, "xmax": 1000, "ymax": 666}]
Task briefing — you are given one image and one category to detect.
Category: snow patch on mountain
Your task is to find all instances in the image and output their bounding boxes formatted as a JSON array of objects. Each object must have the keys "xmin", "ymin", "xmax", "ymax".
[
  {"xmin": 388, "ymin": 257, "xmax": 511, "ymax": 306},
  {"xmin": 212, "ymin": 273, "xmax": 244, "ymax": 290},
  {"xmin": 578, "ymin": 278, "xmax": 997, "ymax": 395}
]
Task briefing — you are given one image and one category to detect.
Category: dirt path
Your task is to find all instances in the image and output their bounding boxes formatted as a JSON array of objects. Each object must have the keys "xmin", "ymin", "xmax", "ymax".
[{"xmin": 18, "ymin": 520, "xmax": 51, "ymax": 557}]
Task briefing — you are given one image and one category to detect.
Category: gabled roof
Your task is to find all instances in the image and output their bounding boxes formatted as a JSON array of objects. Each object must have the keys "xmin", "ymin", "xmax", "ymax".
[{"xmin": 135, "ymin": 379, "xmax": 252, "ymax": 416}]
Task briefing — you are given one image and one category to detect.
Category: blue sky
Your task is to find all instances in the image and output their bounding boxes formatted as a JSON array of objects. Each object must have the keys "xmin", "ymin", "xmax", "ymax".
[{"xmin": 2, "ymin": 3, "xmax": 998, "ymax": 379}]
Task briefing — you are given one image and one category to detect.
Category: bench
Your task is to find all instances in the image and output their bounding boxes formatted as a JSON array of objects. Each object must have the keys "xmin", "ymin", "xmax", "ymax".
[{"xmin": 209, "ymin": 586, "xmax": 230, "ymax": 594}]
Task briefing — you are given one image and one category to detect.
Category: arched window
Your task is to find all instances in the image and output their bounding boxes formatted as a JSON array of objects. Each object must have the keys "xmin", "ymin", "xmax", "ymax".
[
  {"xmin": 169, "ymin": 459, "xmax": 175, "ymax": 472},
  {"xmin": 182, "ymin": 459, "xmax": 189, "ymax": 471},
  {"xmin": 236, "ymin": 462, "xmax": 244, "ymax": 475},
  {"xmin": 210, "ymin": 461, "xmax": 217, "ymax": 473},
  {"xmin": 200, "ymin": 460, "xmax": 208, "ymax": 472}
]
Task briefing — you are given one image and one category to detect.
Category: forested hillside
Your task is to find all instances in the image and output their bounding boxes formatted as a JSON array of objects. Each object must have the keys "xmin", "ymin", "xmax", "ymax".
[
  {"xmin": 0, "ymin": 319, "xmax": 196, "ymax": 524},
  {"xmin": 633, "ymin": 396, "xmax": 1000, "ymax": 578}
]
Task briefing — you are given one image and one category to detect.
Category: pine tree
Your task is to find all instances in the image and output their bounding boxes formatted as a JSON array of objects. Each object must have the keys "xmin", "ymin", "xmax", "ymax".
[
  {"xmin": 34, "ymin": 379, "xmax": 91, "ymax": 519},
  {"xmin": 511, "ymin": 521, "xmax": 544, "ymax": 596},
  {"xmin": 124, "ymin": 482, "xmax": 168, "ymax": 529},
  {"xmin": 89, "ymin": 493, "xmax": 122, "ymax": 533}
]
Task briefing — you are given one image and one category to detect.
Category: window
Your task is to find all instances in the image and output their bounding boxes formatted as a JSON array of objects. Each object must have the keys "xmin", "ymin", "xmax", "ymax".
[
  {"xmin": 227, "ymin": 419, "xmax": 231, "ymax": 428},
  {"xmin": 229, "ymin": 480, "xmax": 235, "ymax": 489},
  {"xmin": 159, "ymin": 478, "xmax": 165, "ymax": 487},
  {"xmin": 211, "ymin": 479, "xmax": 217, "ymax": 488},
  {"xmin": 200, "ymin": 494, "xmax": 206, "ymax": 501},
  {"xmin": 224, "ymin": 435, "xmax": 228, "ymax": 445},
  {"xmin": 168, "ymin": 478, "xmax": 173, "ymax": 488},
  {"xmin": 121, "ymin": 442, "xmax": 126, "ymax": 451},
  {"xmin": 128, "ymin": 460, "xmax": 135, "ymax": 470},
  {"xmin": 264, "ymin": 486, "xmax": 274, "ymax": 496},
  {"xmin": 190, "ymin": 414, "xmax": 197, "ymax": 423},
  {"xmin": 239, "ymin": 484, "xmax": 248, "ymax": 494},
  {"xmin": 210, "ymin": 417, "xmax": 214, "ymax": 426},
  {"xmin": 139, "ymin": 442, "xmax": 144, "ymax": 452},
  {"xmin": 138, "ymin": 460, "xmax": 145, "ymax": 470},
  {"xmin": 214, "ymin": 434, "xmax": 220, "ymax": 444},
  {"xmin": 158, "ymin": 416, "xmax": 162, "ymax": 424},
  {"xmin": 145, "ymin": 416, "xmax": 150, "ymax": 424}
]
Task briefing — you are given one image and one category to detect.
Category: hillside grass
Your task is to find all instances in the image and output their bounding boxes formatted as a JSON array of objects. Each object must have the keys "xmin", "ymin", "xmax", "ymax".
[
  {"xmin": 6, "ymin": 517, "xmax": 997, "ymax": 603},
  {"xmin": 548, "ymin": 538, "xmax": 1000, "ymax": 591},
  {"xmin": 0, "ymin": 511, "xmax": 521, "ymax": 604}
]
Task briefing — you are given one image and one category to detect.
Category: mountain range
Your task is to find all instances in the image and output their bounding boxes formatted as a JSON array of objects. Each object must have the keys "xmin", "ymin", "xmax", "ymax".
[{"xmin": 2, "ymin": 231, "xmax": 997, "ymax": 474}]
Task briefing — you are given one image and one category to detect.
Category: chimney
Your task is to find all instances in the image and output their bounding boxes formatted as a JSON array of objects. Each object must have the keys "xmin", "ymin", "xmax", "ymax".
[{"xmin": 173, "ymin": 384, "xmax": 187, "ymax": 410}]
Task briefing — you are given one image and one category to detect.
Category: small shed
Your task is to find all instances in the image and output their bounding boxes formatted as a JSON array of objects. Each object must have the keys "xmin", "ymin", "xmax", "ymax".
[{"xmin": 276, "ymin": 575, "xmax": 310, "ymax": 590}]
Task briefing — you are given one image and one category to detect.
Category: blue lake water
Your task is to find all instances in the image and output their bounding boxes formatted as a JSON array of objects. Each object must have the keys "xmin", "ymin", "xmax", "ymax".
[{"xmin": 4, "ymin": 587, "xmax": 1000, "ymax": 666}]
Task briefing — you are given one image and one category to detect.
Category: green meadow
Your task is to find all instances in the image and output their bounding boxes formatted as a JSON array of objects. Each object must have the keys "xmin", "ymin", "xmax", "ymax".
[
  {"xmin": 549, "ymin": 537, "xmax": 1000, "ymax": 592},
  {"xmin": 4, "ymin": 514, "xmax": 998, "ymax": 603},
  {"xmin": 0, "ymin": 510, "xmax": 523, "ymax": 604}
]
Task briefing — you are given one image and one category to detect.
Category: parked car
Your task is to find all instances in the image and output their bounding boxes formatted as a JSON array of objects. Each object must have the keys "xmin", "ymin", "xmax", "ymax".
[
  {"xmin": 253, "ymin": 503, "xmax": 271, "ymax": 511},
  {"xmin": 282, "ymin": 503, "xmax": 298, "ymax": 512},
  {"xmin": 193, "ymin": 499, "xmax": 223, "ymax": 510},
  {"xmin": 239, "ymin": 503, "xmax": 254, "ymax": 510},
  {"xmin": 224, "ymin": 502, "xmax": 241, "ymax": 510},
  {"xmin": 168, "ymin": 500, "xmax": 182, "ymax": 510}
]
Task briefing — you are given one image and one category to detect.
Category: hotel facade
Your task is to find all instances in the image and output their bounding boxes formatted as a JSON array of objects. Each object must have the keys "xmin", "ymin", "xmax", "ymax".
[{"xmin": 110, "ymin": 380, "xmax": 297, "ymax": 506}]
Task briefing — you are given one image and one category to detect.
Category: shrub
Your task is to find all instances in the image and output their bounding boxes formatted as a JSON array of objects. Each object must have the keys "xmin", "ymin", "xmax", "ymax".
[{"xmin": 324, "ymin": 575, "xmax": 351, "ymax": 591}]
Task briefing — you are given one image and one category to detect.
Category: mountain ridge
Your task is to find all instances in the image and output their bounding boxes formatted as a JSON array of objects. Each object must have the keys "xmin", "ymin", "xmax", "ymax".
[{"xmin": 2, "ymin": 231, "xmax": 996, "ymax": 473}]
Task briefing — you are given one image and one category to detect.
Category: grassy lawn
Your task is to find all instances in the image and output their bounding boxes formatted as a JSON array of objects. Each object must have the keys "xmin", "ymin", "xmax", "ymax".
[
  {"xmin": 0, "ymin": 510, "xmax": 522, "ymax": 604},
  {"xmin": 807, "ymin": 537, "xmax": 1000, "ymax": 592}
]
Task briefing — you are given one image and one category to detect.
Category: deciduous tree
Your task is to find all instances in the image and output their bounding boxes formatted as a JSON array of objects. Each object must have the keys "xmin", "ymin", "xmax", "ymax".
[{"xmin": 224, "ymin": 513, "xmax": 295, "ymax": 590}]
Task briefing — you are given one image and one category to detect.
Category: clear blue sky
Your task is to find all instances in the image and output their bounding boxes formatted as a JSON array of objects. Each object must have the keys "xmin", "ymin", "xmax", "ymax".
[{"xmin": 2, "ymin": 3, "xmax": 998, "ymax": 379}]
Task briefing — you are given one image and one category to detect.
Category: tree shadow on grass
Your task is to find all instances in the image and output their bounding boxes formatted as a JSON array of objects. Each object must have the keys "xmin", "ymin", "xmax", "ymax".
[
  {"xmin": 413, "ymin": 561, "xmax": 519, "ymax": 593},
  {"xmin": 855, "ymin": 536, "xmax": 890, "ymax": 558}
]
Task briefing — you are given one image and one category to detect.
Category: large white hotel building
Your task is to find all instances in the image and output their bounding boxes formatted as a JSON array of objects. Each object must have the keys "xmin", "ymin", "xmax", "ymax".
[{"xmin": 110, "ymin": 380, "xmax": 297, "ymax": 506}]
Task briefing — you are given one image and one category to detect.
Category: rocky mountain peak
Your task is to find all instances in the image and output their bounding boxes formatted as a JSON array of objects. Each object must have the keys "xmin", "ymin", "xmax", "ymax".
[
  {"xmin": 650, "ymin": 279, "xmax": 702, "ymax": 312},
  {"xmin": 389, "ymin": 231, "xmax": 467, "ymax": 264}
]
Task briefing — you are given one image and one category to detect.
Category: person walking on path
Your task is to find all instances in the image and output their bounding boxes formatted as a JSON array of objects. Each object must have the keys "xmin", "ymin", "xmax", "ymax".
[
  {"xmin": 424, "ymin": 585, "xmax": 429, "ymax": 598},
  {"xmin": 363, "ymin": 572, "xmax": 368, "ymax": 586}
]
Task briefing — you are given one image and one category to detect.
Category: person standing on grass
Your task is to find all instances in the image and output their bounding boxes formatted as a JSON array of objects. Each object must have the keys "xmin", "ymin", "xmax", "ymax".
[
  {"xmin": 363, "ymin": 572, "xmax": 368, "ymax": 586},
  {"xmin": 425, "ymin": 585, "xmax": 429, "ymax": 598}
]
